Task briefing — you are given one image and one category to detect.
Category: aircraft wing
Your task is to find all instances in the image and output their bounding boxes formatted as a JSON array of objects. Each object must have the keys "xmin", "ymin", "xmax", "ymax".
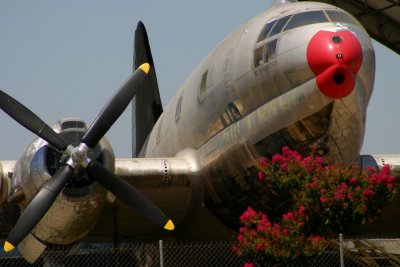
[{"xmin": 83, "ymin": 153, "xmax": 210, "ymax": 243}]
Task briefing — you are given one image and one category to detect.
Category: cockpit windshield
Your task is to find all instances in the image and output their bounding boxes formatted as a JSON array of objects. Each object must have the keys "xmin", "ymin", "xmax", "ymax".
[
  {"xmin": 284, "ymin": 10, "xmax": 327, "ymax": 31},
  {"xmin": 326, "ymin": 10, "xmax": 361, "ymax": 26},
  {"xmin": 257, "ymin": 9, "xmax": 361, "ymax": 43}
]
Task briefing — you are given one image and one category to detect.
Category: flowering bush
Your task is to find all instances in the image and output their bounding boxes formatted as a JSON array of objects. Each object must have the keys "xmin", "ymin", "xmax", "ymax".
[
  {"xmin": 234, "ymin": 207, "xmax": 325, "ymax": 266},
  {"xmin": 234, "ymin": 147, "xmax": 396, "ymax": 266}
]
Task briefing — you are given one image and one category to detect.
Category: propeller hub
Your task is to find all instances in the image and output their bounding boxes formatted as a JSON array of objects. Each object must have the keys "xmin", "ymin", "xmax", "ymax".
[{"xmin": 68, "ymin": 143, "xmax": 91, "ymax": 169}]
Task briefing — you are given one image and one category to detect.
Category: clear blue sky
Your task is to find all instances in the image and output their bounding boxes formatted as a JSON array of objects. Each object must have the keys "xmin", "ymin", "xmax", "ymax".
[{"xmin": 0, "ymin": 0, "xmax": 398, "ymax": 160}]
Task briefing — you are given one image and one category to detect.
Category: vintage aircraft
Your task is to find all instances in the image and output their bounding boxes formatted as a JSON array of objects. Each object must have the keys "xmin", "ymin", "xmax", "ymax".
[{"xmin": 0, "ymin": 0, "xmax": 399, "ymax": 263}]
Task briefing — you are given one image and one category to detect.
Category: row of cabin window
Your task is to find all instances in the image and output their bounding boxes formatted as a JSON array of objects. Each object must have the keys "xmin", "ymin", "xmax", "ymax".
[
  {"xmin": 257, "ymin": 9, "xmax": 360, "ymax": 43},
  {"xmin": 155, "ymin": 94, "xmax": 242, "ymax": 145}
]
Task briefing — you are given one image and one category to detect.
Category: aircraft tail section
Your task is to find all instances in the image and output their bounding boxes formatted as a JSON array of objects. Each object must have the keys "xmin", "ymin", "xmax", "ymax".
[{"xmin": 132, "ymin": 22, "xmax": 163, "ymax": 157}]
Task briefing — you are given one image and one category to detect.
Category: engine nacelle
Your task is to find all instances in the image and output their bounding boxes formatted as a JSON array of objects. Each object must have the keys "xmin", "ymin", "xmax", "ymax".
[
  {"xmin": 8, "ymin": 118, "xmax": 115, "ymax": 245},
  {"xmin": 357, "ymin": 154, "xmax": 400, "ymax": 178}
]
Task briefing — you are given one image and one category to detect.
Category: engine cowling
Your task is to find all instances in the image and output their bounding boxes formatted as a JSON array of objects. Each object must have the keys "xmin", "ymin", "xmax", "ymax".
[{"xmin": 8, "ymin": 118, "xmax": 115, "ymax": 245}]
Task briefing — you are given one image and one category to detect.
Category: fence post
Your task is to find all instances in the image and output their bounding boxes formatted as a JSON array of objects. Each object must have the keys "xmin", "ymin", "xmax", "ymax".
[
  {"xmin": 339, "ymin": 233, "xmax": 344, "ymax": 267},
  {"xmin": 159, "ymin": 240, "xmax": 164, "ymax": 267}
]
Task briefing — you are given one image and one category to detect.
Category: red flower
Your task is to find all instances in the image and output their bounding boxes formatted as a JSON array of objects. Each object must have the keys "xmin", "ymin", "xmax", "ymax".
[
  {"xmin": 257, "ymin": 215, "xmax": 271, "ymax": 232},
  {"xmin": 244, "ymin": 263, "xmax": 255, "ymax": 267},
  {"xmin": 283, "ymin": 211, "xmax": 294, "ymax": 221},
  {"xmin": 307, "ymin": 180, "xmax": 319, "ymax": 189},
  {"xmin": 319, "ymin": 196, "xmax": 328, "ymax": 203},
  {"xmin": 259, "ymin": 157, "xmax": 268, "ymax": 167},
  {"xmin": 298, "ymin": 205, "xmax": 306, "ymax": 216},
  {"xmin": 258, "ymin": 171, "xmax": 266, "ymax": 181},
  {"xmin": 240, "ymin": 207, "xmax": 257, "ymax": 225},
  {"xmin": 349, "ymin": 177, "xmax": 356, "ymax": 184},
  {"xmin": 381, "ymin": 164, "xmax": 391, "ymax": 176},
  {"xmin": 272, "ymin": 154, "xmax": 283, "ymax": 163},
  {"xmin": 237, "ymin": 234, "xmax": 245, "ymax": 244},
  {"xmin": 283, "ymin": 228, "xmax": 289, "ymax": 236},
  {"xmin": 363, "ymin": 189, "xmax": 374, "ymax": 197},
  {"xmin": 315, "ymin": 156, "xmax": 324, "ymax": 165},
  {"xmin": 280, "ymin": 163, "xmax": 288, "ymax": 170}
]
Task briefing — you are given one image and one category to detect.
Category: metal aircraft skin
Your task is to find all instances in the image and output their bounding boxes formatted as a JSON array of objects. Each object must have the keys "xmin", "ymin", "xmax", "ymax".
[{"xmin": 0, "ymin": 0, "xmax": 398, "ymax": 263}]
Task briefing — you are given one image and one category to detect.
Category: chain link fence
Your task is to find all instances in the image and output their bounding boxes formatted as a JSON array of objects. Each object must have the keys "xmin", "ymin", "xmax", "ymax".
[{"xmin": 1, "ymin": 236, "xmax": 400, "ymax": 266}]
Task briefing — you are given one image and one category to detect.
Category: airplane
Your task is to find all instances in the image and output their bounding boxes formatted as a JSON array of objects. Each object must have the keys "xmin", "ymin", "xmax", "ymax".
[{"xmin": 0, "ymin": 0, "xmax": 399, "ymax": 263}]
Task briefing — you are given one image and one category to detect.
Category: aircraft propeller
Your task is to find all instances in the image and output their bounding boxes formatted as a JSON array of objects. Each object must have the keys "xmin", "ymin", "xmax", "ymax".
[{"xmin": 0, "ymin": 63, "xmax": 174, "ymax": 253}]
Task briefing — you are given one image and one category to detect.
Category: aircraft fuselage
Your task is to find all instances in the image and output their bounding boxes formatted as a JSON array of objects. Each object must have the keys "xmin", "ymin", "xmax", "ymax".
[{"xmin": 141, "ymin": 1, "xmax": 375, "ymax": 229}]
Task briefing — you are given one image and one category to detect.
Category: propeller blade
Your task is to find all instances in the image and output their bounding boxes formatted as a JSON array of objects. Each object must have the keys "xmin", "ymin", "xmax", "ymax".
[
  {"xmin": 0, "ymin": 90, "xmax": 68, "ymax": 151},
  {"xmin": 4, "ymin": 165, "xmax": 73, "ymax": 252},
  {"xmin": 87, "ymin": 160, "xmax": 174, "ymax": 231},
  {"xmin": 82, "ymin": 63, "xmax": 150, "ymax": 148}
]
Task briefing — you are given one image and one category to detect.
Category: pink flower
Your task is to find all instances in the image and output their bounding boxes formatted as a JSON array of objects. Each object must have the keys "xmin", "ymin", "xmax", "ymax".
[
  {"xmin": 381, "ymin": 164, "xmax": 391, "ymax": 176},
  {"xmin": 237, "ymin": 234, "xmax": 244, "ymax": 244},
  {"xmin": 315, "ymin": 156, "xmax": 324, "ymax": 165},
  {"xmin": 297, "ymin": 205, "xmax": 306, "ymax": 216},
  {"xmin": 256, "ymin": 242, "xmax": 263, "ymax": 251},
  {"xmin": 259, "ymin": 157, "xmax": 268, "ymax": 167},
  {"xmin": 369, "ymin": 173, "xmax": 378, "ymax": 182},
  {"xmin": 283, "ymin": 211, "xmax": 294, "ymax": 221},
  {"xmin": 283, "ymin": 228, "xmax": 289, "ymax": 236},
  {"xmin": 244, "ymin": 263, "xmax": 255, "ymax": 267},
  {"xmin": 271, "ymin": 227, "xmax": 280, "ymax": 238},
  {"xmin": 240, "ymin": 207, "xmax": 257, "ymax": 224},
  {"xmin": 280, "ymin": 163, "xmax": 288, "ymax": 170},
  {"xmin": 307, "ymin": 180, "xmax": 319, "ymax": 189},
  {"xmin": 272, "ymin": 154, "xmax": 283, "ymax": 163},
  {"xmin": 363, "ymin": 189, "xmax": 374, "ymax": 197},
  {"xmin": 349, "ymin": 177, "xmax": 356, "ymax": 184},
  {"xmin": 320, "ymin": 196, "xmax": 328, "ymax": 203},
  {"xmin": 258, "ymin": 171, "xmax": 266, "ymax": 181},
  {"xmin": 257, "ymin": 214, "xmax": 271, "ymax": 232}
]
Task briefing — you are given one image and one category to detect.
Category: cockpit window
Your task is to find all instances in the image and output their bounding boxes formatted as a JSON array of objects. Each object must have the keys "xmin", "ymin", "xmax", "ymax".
[
  {"xmin": 257, "ymin": 20, "xmax": 277, "ymax": 42},
  {"xmin": 62, "ymin": 121, "xmax": 86, "ymax": 130},
  {"xmin": 326, "ymin": 10, "xmax": 360, "ymax": 26},
  {"xmin": 266, "ymin": 39, "xmax": 278, "ymax": 61},
  {"xmin": 254, "ymin": 46, "xmax": 264, "ymax": 68},
  {"xmin": 269, "ymin": 15, "xmax": 292, "ymax": 37},
  {"xmin": 257, "ymin": 11, "xmax": 330, "ymax": 43},
  {"xmin": 254, "ymin": 38, "xmax": 278, "ymax": 68},
  {"xmin": 283, "ymin": 10, "xmax": 328, "ymax": 31}
]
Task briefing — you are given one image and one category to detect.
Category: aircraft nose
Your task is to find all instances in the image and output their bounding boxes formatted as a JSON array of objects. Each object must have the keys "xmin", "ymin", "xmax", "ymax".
[{"xmin": 307, "ymin": 30, "xmax": 363, "ymax": 99}]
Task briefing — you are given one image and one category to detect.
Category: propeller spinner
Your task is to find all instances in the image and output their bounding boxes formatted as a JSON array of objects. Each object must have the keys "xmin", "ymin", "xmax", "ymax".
[{"xmin": 0, "ymin": 63, "xmax": 174, "ymax": 253}]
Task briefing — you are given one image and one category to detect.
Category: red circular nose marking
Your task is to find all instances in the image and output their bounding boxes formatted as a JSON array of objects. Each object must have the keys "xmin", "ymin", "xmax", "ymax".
[{"xmin": 307, "ymin": 30, "xmax": 363, "ymax": 99}]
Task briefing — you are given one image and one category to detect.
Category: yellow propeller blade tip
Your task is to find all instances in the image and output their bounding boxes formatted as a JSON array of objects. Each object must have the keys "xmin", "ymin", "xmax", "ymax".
[
  {"xmin": 4, "ymin": 241, "xmax": 15, "ymax": 252},
  {"xmin": 139, "ymin": 63, "xmax": 150, "ymax": 74},
  {"xmin": 164, "ymin": 219, "xmax": 175, "ymax": 231}
]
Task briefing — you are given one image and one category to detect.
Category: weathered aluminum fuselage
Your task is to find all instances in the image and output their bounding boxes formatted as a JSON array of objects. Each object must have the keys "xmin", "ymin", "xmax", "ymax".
[{"xmin": 141, "ymin": 1, "xmax": 375, "ymax": 229}]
